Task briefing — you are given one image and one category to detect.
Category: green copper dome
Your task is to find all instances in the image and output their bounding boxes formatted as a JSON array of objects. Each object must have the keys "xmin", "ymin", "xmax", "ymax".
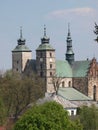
[
  {"xmin": 12, "ymin": 44, "xmax": 31, "ymax": 52},
  {"xmin": 36, "ymin": 25, "xmax": 55, "ymax": 51},
  {"xmin": 36, "ymin": 43, "xmax": 54, "ymax": 51}
]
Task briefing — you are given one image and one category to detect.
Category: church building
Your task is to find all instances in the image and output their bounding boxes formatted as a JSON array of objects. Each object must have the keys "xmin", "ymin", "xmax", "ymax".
[{"xmin": 12, "ymin": 25, "xmax": 98, "ymax": 102}]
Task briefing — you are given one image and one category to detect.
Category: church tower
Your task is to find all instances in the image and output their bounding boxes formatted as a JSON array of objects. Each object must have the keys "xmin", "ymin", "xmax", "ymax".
[
  {"xmin": 66, "ymin": 24, "xmax": 74, "ymax": 65},
  {"xmin": 12, "ymin": 27, "xmax": 32, "ymax": 73},
  {"xmin": 36, "ymin": 25, "xmax": 56, "ymax": 92}
]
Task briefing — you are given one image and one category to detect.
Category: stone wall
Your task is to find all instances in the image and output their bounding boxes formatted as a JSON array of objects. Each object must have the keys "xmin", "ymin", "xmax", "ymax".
[
  {"xmin": 88, "ymin": 77, "xmax": 98, "ymax": 101},
  {"xmin": 72, "ymin": 77, "xmax": 88, "ymax": 96},
  {"xmin": 22, "ymin": 52, "xmax": 32, "ymax": 71},
  {"xmin": 12, "ymin": 51, "xmax": 32, "ymax": 73}
]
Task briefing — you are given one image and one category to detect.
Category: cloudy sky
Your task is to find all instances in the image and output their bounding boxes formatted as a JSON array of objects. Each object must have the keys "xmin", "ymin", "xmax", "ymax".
[{"xmin": 0, "ymin": 0, "xmax": 98, "ymax": 71}]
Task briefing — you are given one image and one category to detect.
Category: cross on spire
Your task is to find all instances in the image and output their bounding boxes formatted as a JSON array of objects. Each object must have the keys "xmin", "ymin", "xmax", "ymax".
[
  {"xmin": 17, "ymin": 26, "xmax": 25, "ymax": 45},
  {"xmin": 20, "ymin": 26, "xmax": 23, "ymax": 39},
  {"xmin": 68, "ymin": 23, "xmax": 71, "ymax": 36},
  {"xmin": 44, "ymin": 24, "xmax": 46, "ymax": 36},
  {"xmin": 41, "ymin": 25, "xmax": 50, "ymax": 44}
]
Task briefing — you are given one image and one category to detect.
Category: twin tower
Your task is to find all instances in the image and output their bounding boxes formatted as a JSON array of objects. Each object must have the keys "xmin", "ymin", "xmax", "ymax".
[{"xmin": 12, "ymin": 25, "xmax": 74, "ymax": 92}]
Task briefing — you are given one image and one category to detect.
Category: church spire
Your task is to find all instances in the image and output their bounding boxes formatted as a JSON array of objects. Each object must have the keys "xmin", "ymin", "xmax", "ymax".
[
  {"xmin": 65, "ymin": 23, "xmax": 74, "ymax": 65},
  {"xmin": 41, "ymin": 25, "xmax": 50, "ymax": 44},
  {"xmin": 67, "ymin": 23, "xmax": 72, "ymax": 44},
  {"xmin": 68, "ymin": 23, "xmax": 70, "ymax": 36},
  {"xmin": 20, "ymin": 26, "xmax": 23, "ymax": 39},
  {"xmin": 17, "ymin": 26, "xmax": 26, "ymax": 45}
]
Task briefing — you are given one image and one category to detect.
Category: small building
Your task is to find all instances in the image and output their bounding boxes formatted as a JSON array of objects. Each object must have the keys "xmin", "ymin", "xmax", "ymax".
[
  {"xmin": 37, "ymin": 87, "xmax": 94, "ymax": 116},
  {"xmin": 52, "ymin": 95, "xmax": 78, "ymax": 116}
]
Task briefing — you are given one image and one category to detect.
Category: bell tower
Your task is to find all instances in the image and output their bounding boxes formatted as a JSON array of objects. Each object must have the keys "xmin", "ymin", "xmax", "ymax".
[
  {"xmin": 36, "ymin": 25, "xmax": 56, "ymax": 92},
  {"xmin": 66, "ymin": 24, "xmax": 74, "ymax": 65},
  {"xmin": 12, "ymin": 27, "xmax": 32, "ymax": 73}
]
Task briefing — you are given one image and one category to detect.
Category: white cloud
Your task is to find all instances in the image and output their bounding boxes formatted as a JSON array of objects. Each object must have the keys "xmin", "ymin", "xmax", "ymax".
[{"xmin": 47, "ymin": 7, "xmax": 96, "ymax": 19}]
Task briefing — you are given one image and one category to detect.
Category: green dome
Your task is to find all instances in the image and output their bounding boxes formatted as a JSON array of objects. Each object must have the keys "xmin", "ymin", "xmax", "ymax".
[
  {"xmin": 36, "ymin": 43, "xmax": 55, "ymax": 51},
  {"xmin": 12, "ymin": 44, "xmax": 31, "ymax": 52},
  {"xmin": 66, "ymin": 50, "xmax": 74, "ymax": 54}
]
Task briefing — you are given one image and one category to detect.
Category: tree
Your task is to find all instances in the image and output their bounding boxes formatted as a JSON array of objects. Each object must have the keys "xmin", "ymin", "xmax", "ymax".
[
  {"xmin": 0, "ymin": 71, "xmax": 45, "ymax": 120},
  {"xmin": 79, "ymin": 105, "xmax": 98, "ymax": 130},
  {"xmin": 0, "ymin": 98, "xmax": 6, "ymax": 126},
  {"xmin": 14, "ymin": 101, "xmax": 83, "ymax": 130},
  {"xmin": 94, "ymin": 22, "xmax": 98, "ymax": 42},
  {"xmin": 51, "ymin": 73, "xmax": 64, "ymax": 94}
]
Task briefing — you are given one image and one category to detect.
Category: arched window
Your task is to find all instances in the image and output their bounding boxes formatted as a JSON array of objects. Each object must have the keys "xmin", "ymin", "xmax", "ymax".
[
  {"xmin": 62, "ymin": 81, "xmax": 65, "ymax": 87},
  {"xmin": 40, "ymin": 64, "xmax": 43, "ymax": 69},
  {"xmin": 50, "ymin": 72, "xmax": 52, "ymax": 76},
  {"xmin": 50, "ymin": 64, "xmax": 52, "ymax": 69},
  {"xmin": 93, "ymin": 85, "xmax": 96, "ymax": 101},
  {"xmin": 68, "ymin": 81, "xmax": 71, "ymax": 87},
  {"xmin": 50, "ymin": 52, "xmax": 52, "ymax": 57},
  {"xmin": 17, "ymin": 60, "xmax": 19, "ymax": 64},
  {"xmin": 40, "ymin": 71, "xmax": 43, "ymax": 77},
  {"xmin": 40, "ymin": 52, "xmax": 43, "ymax": 57}
]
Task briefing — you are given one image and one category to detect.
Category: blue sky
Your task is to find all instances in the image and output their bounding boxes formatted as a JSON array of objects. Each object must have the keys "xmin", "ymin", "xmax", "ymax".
[{"xmin": 0, "ymin": 0, "xmax": 98, "ymax": 71}]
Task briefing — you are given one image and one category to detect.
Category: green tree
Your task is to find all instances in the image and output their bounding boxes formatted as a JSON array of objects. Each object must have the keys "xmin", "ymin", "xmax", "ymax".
[
  {"xmin": 0, "ymin": 71, "xmax": 45, "ymax": 120},
  {"xmin": 79, "ymin": 105, "xmax": 98, "ymax": 130},
  {"xmin": 94, "ymin": 22, "xmax": 98, "ymax": 42},
  {"xmin": 14, "ymin": 101, "xmax": 83, "ymax": 130}
]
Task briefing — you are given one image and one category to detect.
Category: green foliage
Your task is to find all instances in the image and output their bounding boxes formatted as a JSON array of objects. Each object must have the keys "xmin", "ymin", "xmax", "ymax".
[
  {"xmin": 14, "ymin": 101, "xmax": 83, "ymax": 130},
  {"xmin": 0, "ymin": 71, "xmax": 44, "ymax": 120},
  {"xmin": 79, "ymin": 105, "xmax": 98, "ymax": 130},
  {"xmin": 0, "ymin": 98, "xmax": 6, "ymax": 125}
]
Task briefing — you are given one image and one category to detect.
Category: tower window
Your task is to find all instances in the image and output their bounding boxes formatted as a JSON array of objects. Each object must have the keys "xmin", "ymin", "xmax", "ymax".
[
  {"xmin": 17, "ymin": 61, "xmax": 19, "ymax": 64},
  {"xmin": 16, "ymin": 68, "xmax": 18, "ymax": 71},
  {"xmin": 50, "ymin": 64, "xmax": 52, "ymax": 69},
  {"xmin": 40, "ymin": 52, "xmax": 43, "ymax": 57},
  {"xmin": 40, "ymin": 71, "xmax": 43, "ymax": 77},
  {"xmin": 50, "ymin": 72, "xmax": 52, "ymax": 76},
  {"xmin": 50, "ymin": 53, "xmax": 52, "ymax": 57},
  {"xmin": 40, "ymin": 64, "xmax": 43, "ymax": 69}
]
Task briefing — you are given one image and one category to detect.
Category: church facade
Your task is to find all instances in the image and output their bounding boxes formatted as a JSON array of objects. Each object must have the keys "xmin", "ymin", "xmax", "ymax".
[{"xmin": 12, "ymin": 26, "xmax": 98, "ymax": 101}]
